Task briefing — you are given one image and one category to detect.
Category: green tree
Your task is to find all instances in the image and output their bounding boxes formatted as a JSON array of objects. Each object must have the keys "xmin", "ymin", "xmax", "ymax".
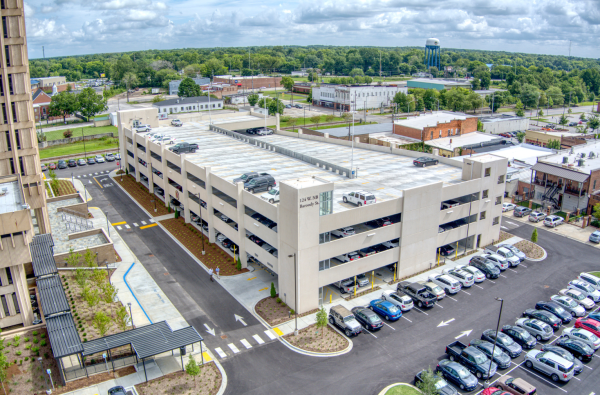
[
  {"xmin": 520, "ymin": 84, "xmax": 539, "ymax": 108},
  {"xmin": 588, "ymin": 115, "xmax": 599, "ymax": 133},
  {"xmin": 516, "ymin": 132, "xmax": 526, "ymax": 143},
  {"xmin": 315, "ymin": 306, "xmax": 327, "ymax": 338},
  {"xmin": 101, "ymin": 281, "xmax": 118, "ymax": 305},
  {"xmin": 288, "ymin": 117, "xmax": 298, "ymax": 132},
  {"xmin": 114, "ymin": 305, "xmax": 129, "ymax": 332},
  {"xmin": 185, "ymin": 355, "xmax": 201, "ymax": 384},
  {"xmin": 65, "ymin": 247, "xmax": 82, "ymax": 267},
  {"xmin": 593, "ymin": 203, "xmax": 600, "ymax": 221},
  {"xmin": 84, "ymin": 249, "xmax": 97, "ymax": 268},
  {"xmin": 538, "ymin": 109, "xmax": 544, "ymax": 117},
  {"xmin": 74, "ymin": 268, "xmax": 89, "ymax": 288},
  {"xmin": 122, "ymin": 72, "xmax": 139, "ymax": 103},
  {"xmin": 349, "ymin": 68, "xmax": 364, "ymax": 77},
  {"xmin": 178, "ymin": 77, "xmax": 201, "ymax": 98},
  {"xmin": 151, "ymin": 94, "xmax": 165, "ymax": 103},
  {"xmin": 415, "ymin": 368, "xmax": 441, "ymax": 395},
  {"xmin": 515, "ymin": 100, "xmax": 525, "ymax": 117},
  {"xmin": 257, "ymin": 97, "xmax": 284, "ymax": 115},
  {"xmin": 310, "ymin": 115, "xmax": 321, "ymax": 128},
  {"xmin": 270, "ymin": 282, "xmax": 276, "ymax": 298},
  {"xmin": 247, "ymin": 93, "xmax": 259, "ymax": 106},
  {"xmin": 307, "ymin": 90, "xmax": 312, "ymax": 103},
  {"xmin": 92, "ymin": 311, "xmax": 111, "ymax": 337},
  {"xmin": 546, "ymin": 86, "xmax": 564, "ymax": 107},
  {"xmin": 201, "ymin": 58, "xmax": 225, "ymax": 78},
  {"xmin": 84, "ymin": 286, "xmax": 101, "ymax": 312},
  {"xmin": 531, "ymin": 228, "xmax": 538, "ymax": 243},
  {"xmin": 77, "ymin": 87, "xmax": 108, "ymax": 122},
  {"xmin": 547, "ymin": 139, "xmax": 561, "ymax": 149},
  {"xmin": 393, "ymin": 91, "xmax": 410, "ymax": 112},
  {"xmin": 559, "ymin": 114, "xmax": 568, "ymax": 126},
  {"xmin": 325, "ymin": 114, "xmax": 335, "ymax": 123},
  {"xmin": 477, "ymin": 119, "xmax": 484, "ymax": 132},
  {"xmin": 281, "ymin": 76, "xmax": 294, "ymax": 92},
  {"xmin": 580, "ymin": 112, "xmax": 587, "ymax": 121},
  {"xmin": 48, "ymin": 91, "xmax": 78, "ymax": 124}
]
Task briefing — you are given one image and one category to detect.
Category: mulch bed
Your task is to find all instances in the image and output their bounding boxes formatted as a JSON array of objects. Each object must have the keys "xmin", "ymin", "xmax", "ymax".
[
  {"xmin": 49, "ymin": 179, "xmax": 76, "ymax": 197},
  {"xmin": 498, "ymin": 230, "xmax": 514, "ymax": 243},
  {"xmin": 514, "ymin": 240, "xmax": 545, "ymax": 260},
  {"xmin": 283, "ymin": 324, "xmax": 349, "ymax": 353},
  {"xmin": 52, "ymin": 366, "xmax": 136, "ymax": 395},
  {"xmin": 255, "ymin": 295, "xmax": 319, "ymax": 326},
  {"xmin": 115, "ymin": 174, "xmax": 170, "ymax": 217},
  {"xmin": 160, "ymin": 217, "xmax": 248, "ymax": 276},
  {"xmin": 136, "ymin": 363, "xmax": 221, "ymax": 395}
]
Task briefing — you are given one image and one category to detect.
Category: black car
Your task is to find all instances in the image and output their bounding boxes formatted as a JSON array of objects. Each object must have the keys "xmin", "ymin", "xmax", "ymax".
[
  {"xmin": 77, "ymin": 158, "xmax": 86, "ymax": 166},
  {"xmin": 351, "ymin": 307, "xmax": 383, "ymax": 331},
  {"xmin": 87, "ymin": 157, "xmax": 96, "ymax": 165},
  {"xmin": 469, "ymin": 255, "xmax": 500, "ymax": 279},
  {"xmin": 522, "ymin": 308, "xmax": 562, "ymax": 331},
  {"xmin": 372, "ymin": 244, "xmax": 390, "ymax": 253},
  {"xmin": 229, "ymin": 243, "xmax": 239, "ymax": 253},
  {"xmin": 413, "ymin": 157, "xmax": 439, "ymax": 167},
  {"xmin": 155, "ymin": 187, "xmax": 164, "ymax": 196},
  {"xmin": 535, "ymin": 301, "xmax": 572, "ymax": 324},
  {"xmin": 501, "ymin": 325, "xmax": 537, "ymax": 349},
  {"xmin": 68, "ymin": 159, "xmax": 77, "ymax": 167},
  {"xmin": 222, "ymin": 238, "xmax": 232, "ymax": 248},
  {"xmin": 57, "ymin": 160, "xmax": 68, "ymax": 169},
  {"xmin": 555, "ymin": 337, "xmax": 594, "ymax": 362},
  {"xmin": 108, "ymin": 386, "xmax": 126, "ymax": 395},
  {"xmin": 541, "ymin": 345, "xmax": 584, "ymax": 375},
  {"xmin": 439, "ymin": 244, "xmax": 455, "ymax": 256},
  {"xmin": 481, "ymin": 329, "xmax": 523, "ymax": 358},
  {"xmin": 435, "ymin": 360, "xmax": 478, "ymax": 392},
  {"xmin": 414, "ymin": 370, "xmax": 458, "ymax": 395},
  {"xmin": 469, "ymin": 339, "xmax": 511, "ymax": 369}
]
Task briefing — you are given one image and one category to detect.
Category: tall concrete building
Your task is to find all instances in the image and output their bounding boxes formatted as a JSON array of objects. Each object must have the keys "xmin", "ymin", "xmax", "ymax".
[{"xmin": 0, "ymin": 0, "xmax": 50, "ymax": 329}]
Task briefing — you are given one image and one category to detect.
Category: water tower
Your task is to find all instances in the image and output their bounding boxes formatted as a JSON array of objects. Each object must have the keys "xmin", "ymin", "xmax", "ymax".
[{"xmin": 425, "ymin": 38, "xmax": 440, "ymax": 71}]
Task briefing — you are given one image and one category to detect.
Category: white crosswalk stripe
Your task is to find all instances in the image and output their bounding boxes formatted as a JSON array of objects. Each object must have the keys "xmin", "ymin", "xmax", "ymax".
[
  {"xmin": 88, "ymin": 174, "xmax": 92, "ymax": 176},
  {"xmin": 133, "ymin": 223, "xmax": 139, "ymax": 227},
  {"xmin": 141, "ymin": 221, "xmax": 147, "ymax": 225},
  {"xmin": 227, "ymin": 343, "xmax": 240, "ymax": 353},
  {"xmin": 125, "ymin": 225, "xmax": 131, "ymax": 229},
  {"xmin": 83, "ymin": 175, "xmax": 87, "ymax": 178},
  {"xmin": 240, "ymin": 339, "xmax": 252, "ymax": 349},
  {"xmin": 77, "ymin": 175, "xmax": 81, "ymax": 178},
  {"xmin": 214, "ymin": 347, "xmax": 227, "ymax": 359},
  {"xmin": 149, "ymin": 219, "xmax": 155, "ymax": 223},
  {"xmin": 264, "ymin": 330, "xmax": 276, "ymax": 340},
  {"xmin": 94, "ymin": 172, "xmax": 98, "ymax": 175},
  {"xmin": 116, "ymin": 226, "xmax": 122, "ymax": 230},
  {"xmin": 253, "ymin": 334, "xmax": 265, "ymax": 344}
]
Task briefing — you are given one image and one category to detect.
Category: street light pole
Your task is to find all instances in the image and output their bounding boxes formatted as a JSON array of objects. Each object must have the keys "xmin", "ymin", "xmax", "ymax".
[
  {"xmin": 288, "ymin": 253, "xmax": 298, "ymax": 336},
  {"xmin": 485, "ymin": 297, "xmax": 504, "ymax": 388}
]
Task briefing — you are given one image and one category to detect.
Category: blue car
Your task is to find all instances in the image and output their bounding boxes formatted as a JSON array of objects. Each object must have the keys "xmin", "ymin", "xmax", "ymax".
[
  {"xmin": 436, "ymin": 359, "xmax": 478, "ymax": 392},
  {"xmin": 369, "ymin": 300, "xmax": 402, "ymax": 321},
  {"xmin": 589, "ymin": 312, "xmax": 600, "ymax": 322}
]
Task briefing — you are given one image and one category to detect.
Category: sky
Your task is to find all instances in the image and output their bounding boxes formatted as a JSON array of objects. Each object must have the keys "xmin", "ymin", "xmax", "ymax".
[{"xmin": 23, "ymin": 0, "xmax": 600, "ymax": 59}]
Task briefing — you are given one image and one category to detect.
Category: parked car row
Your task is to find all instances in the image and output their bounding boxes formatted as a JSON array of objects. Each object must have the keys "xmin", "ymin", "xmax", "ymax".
[
  {"xmin": 246, "ymin": 127, "xmax": 274, "ymax": 135},
  {"xmin": 334, "ymin": 238, "xmax": 399, "ymax": 264},
  {"xmin": 517, "ymin": 208, "xmax": 567, "ymax": 227},
  {"xmin": 233, "ymin": 172, "xmax": 277, "ymax": 194}
]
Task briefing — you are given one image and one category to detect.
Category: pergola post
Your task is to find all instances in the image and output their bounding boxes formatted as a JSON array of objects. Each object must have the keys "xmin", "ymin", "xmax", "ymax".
[
  {"xmin": 107, "ymin": 349, "xmax": 115, "ymax": 372},
  {"xmin": 59, "ymin": 358, "xmax": 67, "ymax": 385},
  {"xmin": 143, "ymin": 358, "xmax": 148, "ymax": 382}
]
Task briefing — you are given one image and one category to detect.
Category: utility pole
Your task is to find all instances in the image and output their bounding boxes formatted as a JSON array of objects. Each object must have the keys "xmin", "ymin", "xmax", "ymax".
[{"xmin": 42, "ymin": 46, "xmax": 45, "ymax": 59}]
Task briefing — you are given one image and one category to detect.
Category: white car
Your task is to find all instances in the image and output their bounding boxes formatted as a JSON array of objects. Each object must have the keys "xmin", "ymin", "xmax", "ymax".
[
  {"xmin": 256, "ymin": 128, "xmax": 274, "ymax": 136},
  {"xmin": 544, "ymin": 215, "xmax": 564, "ymax": 227},
  {"xmin": 551, "ymin": 295, "xmax": 586, "ymax": 317},
  {"xmin": 529, "ymin": 211, "xmax": 546, "ymax": 223},
  {"xmin": 427, "ymin": 274, "xmax": 461, "ymax": 294},
  {"xmin": 171, "ymin": 119, "xmax": 182, "ymax": 127},
  {"xmin": 261, "ymin": 188, "xmax": 280, "ymax": 204},
  {"xmin": 493, "ymin": 247, "xmax": 520, "ymax": 267},
  {"xmin": 559, "ymin": 288, "xmax": 595, "ymax": 310},
  {"xmin": 442, "ymin": 268, "xmax": 474, "ymax": 288},
  {"xmin": 331, "ymin": 227, "xmax": 356, "ymax": 238},
  {"xmin": 150, "ymin": 134, "xmax": 164, "ymax": 142},
  {"xmin": 94, "ymin": 155, "xmax": 105, "ymax": 163},
  {"xmin": 481, "ymin": 253, "xmax": 509, "ymax": 271},
  {"xmin": 335, "ymin": 251, "xmax": 360, "ymax": 263},
  {"xmin": 381, "ymin": 238, "xmax": 399, "ymax": 248},
  {"xmin": 561, "ymin": 328, "xmax": 600, "ymax": 350},
  {"xmin": 578, "ymin": 272, "xmax": 600, "ymax": 291},
  {"xmin": 342, "ymin": 191, "xmax": 376, "ymax": 206},
  {"xmin": 381, "ymin": 290, "xmax": 413, "ymax": 311},
  {"xmin": 159, "ymin": 136, "xmax": 177, "ymax": 145},
  {"xmin": 136, "ymin": 124, "xmax": 151, "ymax": 132},
  {"xmin": 455, "ymin": 265, "xmax": 486, "ymax": 283},
  {"xmin": 568, "ymin": 279, "xmax": 600, "ymax": 302},
  {"xmin": 216, "ymin": 233, "xmax": 227, "ymax": 243},
  {"xmin": 502, "ymin": 203, "xmax": 516, "ymax": 212}
]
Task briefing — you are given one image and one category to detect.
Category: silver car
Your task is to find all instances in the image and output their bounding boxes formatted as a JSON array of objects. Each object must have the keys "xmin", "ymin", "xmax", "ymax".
[
  {"xmin": 559, "ymin": 288, "xmax": 595, "ymax": 310},
  {"xmin": 589, "ymin": 230, "xmax": 600, "ymax": 243},
  {"xmin": 481, "ymin": 253, "xmax": 509, "ymax": 271},
  {"xmin": 550, "ymin": 295, "xmax": 586, "ymax": 317},
  {"xmin": 568, "ymin": 279, "xmax": 600, "ymax": 302},
  {"xmin": 442, "ymin": 268, "xmax": 474, "ymax": 288},
  {"xmin": 562, "ymin": 328, "xmax": 600, "ymax": 350},
  {"xmin": 455, "ymin": 265, "xmax": 486, "ymax": 283},
  {"xmin": 516, "ymin": 318, "xmax": 553, "ymax": 341},
  {"xmin": 529, "ymin": 211, "xmax": 546, "ymax": 222},
  {"xmin": 418, "ymin": 281, "xmax": 446, "ymax": 300},
  {"xmin": 524, "ymin": 350, "xmax": 575, "ymax": 382},
  {"xmin": 381, "ymin": 290, "xmax": 413, "ymax": 311}
]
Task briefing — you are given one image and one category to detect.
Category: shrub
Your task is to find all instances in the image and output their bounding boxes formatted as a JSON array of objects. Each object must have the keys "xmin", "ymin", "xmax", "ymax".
[
  {"xmin": 40, "ymin": 333, "xmax": 45, "ymax": 339},
  {"xmin": 63, "ymin": 129, "xmax": 73, "ymax": 138},
  {"xmin": 276, "ymin": 297, "xmax": 282, "ymax": 303},
  {"xmin": 44, "ymin": 352, "xmax": 49, "ymax": 359},
  {"xmin": 32, "ymin": 346, "xmax": 39, "ymax": 353},
  {"xmin": 592, "ymin": 220, "xmax": 600, "ymax": 227},
  {"xmin": 531, "ymin": 228, "xmax": 538, "ymax": 243},
  {"xmin": 290, "ymin": 309, "xmax": 295, "ymax": 315},
  {"xmin": 24, "ymin": 357, "xmax": 29, "ymax": 361},
  {"xmin": 25, "ymin": 344, "xmax": 31, "ymax": 350},
  {"xmin": 32, "ymin": 331, "xmax": 38, "ymax": 336},
  {"xmin": 40, "ymin": 340, "xmax": 46, "ymax": 347},
  {"xmin": 15, "ymin": 351, "xmax": 21, "ymax": 356},
  {"xmin": 270, "ymin": 282, "xmax": 276, "ymax": 298},
  {"xmin": 24, "ymin": 337, "xmax": 29, "ymax": 342},
  {"xmin": 32, "ymin": 338, "xmax": 39, "ymax": 344}
]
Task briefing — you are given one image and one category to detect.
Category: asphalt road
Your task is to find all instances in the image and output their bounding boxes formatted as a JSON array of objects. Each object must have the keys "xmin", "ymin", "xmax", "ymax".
[{"xmin": 87, "ymin": 173, "xmax": 600, "ymax": 395}]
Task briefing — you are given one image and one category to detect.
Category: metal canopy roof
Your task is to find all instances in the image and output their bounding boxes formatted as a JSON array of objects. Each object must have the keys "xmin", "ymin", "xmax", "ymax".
[
  {"xmin": 37, "ymin": 274, "xmax": 69, "ymax": 317},
  {"xmin": 82, "ymin": 321, "xmax": 203, "ymax": 359},
  {"xmin": 30, "ymin": 234, "xmax": 57, "ymax": 278},
  {"xmin": 46, "ymin": 312, "xmax": 84, "ymax": 358},
  {"xmin": 532, "ymin": 162, "xmax": 589, "ymax": 183}
]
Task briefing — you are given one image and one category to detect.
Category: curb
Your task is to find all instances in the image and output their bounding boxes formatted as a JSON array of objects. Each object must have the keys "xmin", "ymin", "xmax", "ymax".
[
  {"xmin": 378, "ymin": 383, "xmax": 422, "ymax": 395},
  {"xmin": 277, "ymin": 323, "xmax": 353, "ymax": 358},
  {"xmin": 500, "ymin": 237, "xmax": 548, "ymax": 262},
  {"xmin": 211, "ymin": 352, "xmax": 228, "ymax": 395}
]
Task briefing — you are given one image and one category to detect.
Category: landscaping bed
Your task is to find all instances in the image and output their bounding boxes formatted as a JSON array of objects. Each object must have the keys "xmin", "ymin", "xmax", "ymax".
[
  {"xmin": 116, "ymin": 174, "xmax": 170, "ymax": 216},
  {"xmin": 160, "ymin": 217, "xmax": 248, "ymax": 276},
  {"xmin": 136, "ymin": 362, "xmax": 221, "ymax": 395},
  {"xmin": 498, "ymin": 230, "xmax": 514, "ymax": 243},
  {"xmin": 283, "ymin": 323, "xmax": 349, "ymax": 353},
  {"xmin": 40, "ymin": 137, "xmax": 119, "ymax": 159},
  {"xmin": 385, "ymin": 384, "xmax": 422, "ymax": 395},
  {"xmin": 513, "ymin": 240, "xmax": 545, "ymax": 260},
  {"xmin": 255, "ymin": 294, "xmax": 318, "ymax": 326},
  {"xmin": 54, "ymin": 366, "xmax": 136, "ymax": 394},
  {"xmin": 44, "ymin": 125, "xmax": 117, "ymax": 141},
  {"xmin": 49, "ymin": 179, "xmax": 77, "ymax": 197}
]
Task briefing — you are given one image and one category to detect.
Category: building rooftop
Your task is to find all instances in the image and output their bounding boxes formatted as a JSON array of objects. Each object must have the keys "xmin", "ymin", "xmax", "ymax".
[
  {"xmin": 409, "ymin": 78, "xmax": 472, "ymax": 86},
  {"xmin": 538, "ymin": 140, "xmax": 600, "ymax": 174},
  {"xmin": 426, "ymin": 132, "xmax": 500, "ymax": 151},
  {"xmin": 0, "ymin": 180, "xmax": 25, "ymax": 214},
  {"xmin": 214, "ymin": 75, "xmax": 276, "ymax": 80},
  {"xmin": 318, "ymin": 123, "xmax": 393, "ymax": 137},
  {"xmin": 368, "ymin": 133, "xmax": 421, "ymax": 146},
  {"xmin": 153, "ymin": 96, "xmax": 221, "ymax": 107},
  {"xmin": 143, "ymin": 123, "xmax": 464, "ymax": 212},
  {"xmin": 480, "ymin": 114, "xmax": 527, "ymax": 123},
  {"xmin": 394, "ymin": 111, "xmax": 473, "ymax": 131}
]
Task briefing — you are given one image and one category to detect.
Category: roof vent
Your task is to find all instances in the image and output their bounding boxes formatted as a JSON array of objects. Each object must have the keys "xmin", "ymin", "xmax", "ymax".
[
  {"xmin": 562, "ymin": 157, "xmax": 568, "ymax": 164},
  {"xmin": 578, "ymin": 159, "xmax": 585, "ymax": 167},
  {"xmin": 176, "ymin": 99, "xmax": 179, "ymax": 103}
]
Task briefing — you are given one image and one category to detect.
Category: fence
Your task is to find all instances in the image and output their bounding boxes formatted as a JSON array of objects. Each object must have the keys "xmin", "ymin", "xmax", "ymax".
[
  {"xmin": 210, "ymin": 125, "xmax": 355, "ymax": 178},
  {"xmin": 64, "ymin": 354, "xmax": 138, "ymax": 382}
]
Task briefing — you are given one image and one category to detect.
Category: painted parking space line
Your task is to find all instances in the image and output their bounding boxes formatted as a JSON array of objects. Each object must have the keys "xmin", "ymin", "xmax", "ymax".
[
  {"xmin": 149, "ymin": 219, "xmax": 155, "ymax": 223},
  {"xmin": 253, "ymin": 334, "xmax": 265, "ymax": 344},
  {"xmin": 463, "ymin": 291, "xmax": 471, "ymax": 295},
  {"xmin": 517, "ymin": 365, "xmax": 568, "ymax": 393},
  {"xmin": 214, "ymin": 347, "xmax": 227, "ymax": 359},
  {"xmin": 488, "ymin": 279, "xmax": 496, "ymax": 284},
  {"xmin": 240, "ymin": 339, "xmax": 252, "ymax": 349},
  {"xmin": 140, "ymin": 223, "xmax": 157, "ymax": 229},
  {"xmin": 364, "ymin": 329, "xmax": 377, "ymax": 338},
  {"xmin": 500, "ymin": 274, "xmax": 508, "ymax": 278},
  {"xmin": 94, "ymin": 172, "xmax": 98, "ymax": 175},
  {"xmin": 259, "ymin": 287, "xmax": 268, "ymax": 291},
  {"xmin": 88, "ymin": 173, "xmax": 92, "ymax": 176},
  {"xmin": 125, "ymin": 225, "xmax": 131, "ymax": 229},
  {"xmin": 436, "ymin": 304, "xmax": 443, "ymax": 308},
  {"xmin": 446, "ymin": 296, "xmax": 458, "ymax": 301},
  {"xmin": 475, "ymin": 284, "xmax": 484, "ymax": 289},
  {"xmin": 413, "ymin": 307, "xmax": 429, "ymax": 315},
  {"xmin": 112, "ymin": 221, "xmax": 126, "ymax": 226},
  {"xmin": 382, "ymin": 321, "xmax": 396, "ymax": 330},
  {"xmin": 77, "ymin": 175, "xmax": 81, "ymax": 178},
  {"xmin": 402, "ymin": 315, "xmax": 412, "ymax": 323},
  {"xmin": 501, "ymin": 226, "xmax": 508, "ymax": 230},
  {"xmin": 133, "ymin": 223, "xmax": 139, "ymax": 227},
  {"xmin": 583, "ymin": 365, "xmax": 593, "ymax": 370},
  {"xmin": 227, "ymin": 343, "xmax": 240, "ymax": 354},
  {"xmin": 509, "ymin": 268, "xmax": 518, "ymax": 273},
  {"xmin": 116, "ymin": 226, "xmax": 122, "ymax": 230}
]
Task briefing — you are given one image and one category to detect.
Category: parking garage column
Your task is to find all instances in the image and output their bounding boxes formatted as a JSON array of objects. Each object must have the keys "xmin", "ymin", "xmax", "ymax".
[
  {"xmin": 133, "ymin": 134, "xmax": 141, "ymax": 183},
  {"xmin": 160, "ymin": 143, "xmax": 169, "ymax": 208},
  {"xmin": 180, "ymin": 154, "xmax": 191, "ymax": 223},
  {"xmin": 145, "ymin": 136, "xmax": 154, "ymax": 194},
  {"xmin": 235, "ymin": 182, "xmax": 247, "ymax": 269},
  {"xmin": 205, "ymin": 167, "xmax": 216, "ymax": 244}
]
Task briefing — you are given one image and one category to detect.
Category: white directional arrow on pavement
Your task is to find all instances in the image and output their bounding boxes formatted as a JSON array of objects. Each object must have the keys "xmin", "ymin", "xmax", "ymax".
[
  {"xmin": 203, "ymin": 323, "xmax": 215, "ymax": 336},
  {"xmin": 455, "ymin": 330, "xmax": 473, "ymax": 339},
  {"xmin": 437, "ymin": 318, "xmax": 455, "ymax": 327},
  {"xmin": 234, "ymin": 314, "xmax": 247, "ymax": 326}
]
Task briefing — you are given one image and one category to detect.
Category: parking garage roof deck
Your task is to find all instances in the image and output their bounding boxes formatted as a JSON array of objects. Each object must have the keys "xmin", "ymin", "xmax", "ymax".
[{"xmin": 143, "ymin": 123, "xmax": 464, "ymax": 212}]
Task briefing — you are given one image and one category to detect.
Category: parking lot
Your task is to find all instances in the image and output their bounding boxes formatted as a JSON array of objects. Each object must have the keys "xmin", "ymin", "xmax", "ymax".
[{"xmin": 320, "ymin": 221, "xmax": 600, "ymax": 395}]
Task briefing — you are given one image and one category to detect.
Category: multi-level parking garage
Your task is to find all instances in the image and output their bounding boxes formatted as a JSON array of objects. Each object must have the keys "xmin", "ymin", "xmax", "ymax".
[{"xmin": 118, "ymin": 108, "xmax": 507, "ymax": 314}]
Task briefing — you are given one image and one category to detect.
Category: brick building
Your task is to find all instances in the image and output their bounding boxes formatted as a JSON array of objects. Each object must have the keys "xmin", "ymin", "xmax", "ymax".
[
  {"xmin": 392, "ymin": 112, "xmax": 477, "ymax": 142},
  {"xmin": 200, "ymin": 83, "xmax": 237, "ymax": 99},
  {"xmin": 213, "ymin": 75, "xmax": 282, "ymax": 90},
  {"xmin": 31, "ymin": 88, "xmax": 70, "ymax": 122}
]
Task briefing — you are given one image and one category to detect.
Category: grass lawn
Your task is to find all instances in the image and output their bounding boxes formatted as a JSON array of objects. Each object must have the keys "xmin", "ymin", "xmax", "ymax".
[
  {"xmin": 40, "ymin": 137, "xmax": 118, "ymax": 159},
  {"xmin": 280, "ymin": 115, "xmax": 346, "ymax": 128},
  {"xmin": 313, "ymin": 121, "xmax": 376, "ymax": 130},
  {"xmin": 385, "ymin": 385, "xmax": 421, "ymax": 395},
  {"xmin": 44, "ymin": 125, "xmax": 118, "ymax": 141},
  {"xmin": 590, "ymin": 272, "xmax": 600, "ymax": 278},
  {"xmin": 36, "ymin": 119, "xmax": 88, "ymax": 129}
]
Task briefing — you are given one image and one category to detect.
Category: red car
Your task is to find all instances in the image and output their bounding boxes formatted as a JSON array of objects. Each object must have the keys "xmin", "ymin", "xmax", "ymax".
[
  {"xmin": 482, "ymin": 388, "xmax": 510, "ymax": 395},
  {"xmin": 48, "ymin": 163, "xmax": 57, "ymax": 170},
  {"xmin": 575, "ymin": 317, "xmax": 600, "ymax": 337}
]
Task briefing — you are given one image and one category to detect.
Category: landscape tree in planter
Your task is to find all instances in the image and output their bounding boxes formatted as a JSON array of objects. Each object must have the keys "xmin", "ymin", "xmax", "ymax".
[
  {"xmin": 315, "ymin": 306, "xmax": 327, "ymax": 337},
  {"xmin": 185, "ymin": 355, "xmax": 201, "ymax": 384},
  {"xmin": 416, "ymin": 367, "xmax": 442, "ymax": 395},
  {"xmin": 92, "ymin": 311, "xmax": 111, "ymax": 337},
  {"xmin": 270, "ymin": 282, "xmax": 276, "ymax": 298},
  {"xmin": 531, "ymin": 228, "xmax": 538, "ymax": 243}
]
